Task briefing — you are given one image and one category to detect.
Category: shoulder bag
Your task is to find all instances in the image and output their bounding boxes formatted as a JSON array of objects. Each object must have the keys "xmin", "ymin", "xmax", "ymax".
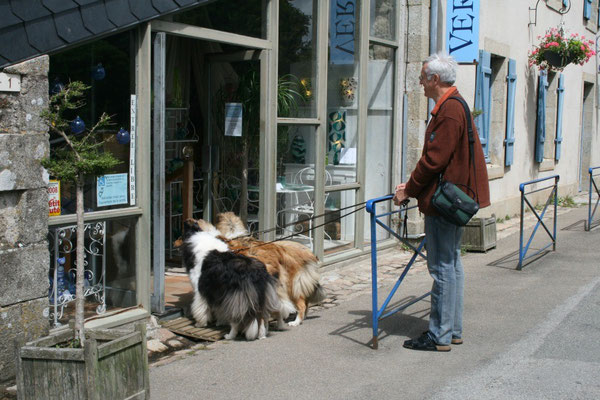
[{"xmin": 430, "ymin": 96, "xmax": 480, "ymax": 226}]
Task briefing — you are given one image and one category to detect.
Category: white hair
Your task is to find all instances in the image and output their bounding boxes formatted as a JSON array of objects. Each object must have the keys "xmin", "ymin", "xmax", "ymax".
[{"xmin": 424, "ymin": 53, "xmax": 458, "ymax": 85}]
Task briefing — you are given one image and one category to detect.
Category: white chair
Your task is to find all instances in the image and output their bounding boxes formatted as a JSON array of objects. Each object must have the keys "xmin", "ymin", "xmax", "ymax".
[
  {"xmin": 211, "ymin": 175, "xmax": 241, "ymax": 214},
  {"xmin": 277, "ymin": 167, "xmax": 334, "ymax": 249}
]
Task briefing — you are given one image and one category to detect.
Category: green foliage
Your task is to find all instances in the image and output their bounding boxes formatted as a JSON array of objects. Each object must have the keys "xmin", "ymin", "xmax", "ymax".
[{"xmin": 41, "ymin": 81, "xmax": 121, "ymax": 182}]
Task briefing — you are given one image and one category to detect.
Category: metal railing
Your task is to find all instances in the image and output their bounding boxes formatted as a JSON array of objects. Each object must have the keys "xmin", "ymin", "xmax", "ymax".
[
  {"xmin": 586, "ymin": 167, "xmax": 600, "ymax": 231},
  {"xmin": 518, "ymin": 175, "xmax": 559, "ymax": 270},
  {"xmin": 366, "ymin": 194, "xmax": 428, "ymax": 349}
]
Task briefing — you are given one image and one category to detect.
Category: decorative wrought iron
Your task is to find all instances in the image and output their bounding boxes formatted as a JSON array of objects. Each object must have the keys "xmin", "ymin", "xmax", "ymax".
[{"xmin": 47, "ymin": 221, "xmax": 107, "ymax": 327}]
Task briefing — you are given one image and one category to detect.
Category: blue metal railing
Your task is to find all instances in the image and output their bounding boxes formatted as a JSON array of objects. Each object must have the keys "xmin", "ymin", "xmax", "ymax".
[
  {"xmin": 366, "ymin": 194, "xmax": 428, "ymax": 349},
  {"xmin": 586, "ymin": 166, "xmax": 600, "ymax": 231},
  {"xmin": 518, "ymin": 175, "xmax": 559, "ymax": 270}
]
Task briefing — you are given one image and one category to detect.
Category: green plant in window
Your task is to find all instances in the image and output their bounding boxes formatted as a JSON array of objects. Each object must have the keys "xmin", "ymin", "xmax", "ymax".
[{"xmin": 41, "ymin": 81, "xmax": 121, "ymax": 347}]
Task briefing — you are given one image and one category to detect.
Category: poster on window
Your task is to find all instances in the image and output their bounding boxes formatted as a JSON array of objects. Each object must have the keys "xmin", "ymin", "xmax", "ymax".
[
  {"xmin": 48, "ymin": 180, "xmax": 61, "ymax": 216},
  {"xmin": 446, "ymin": 0, "xmax": 480, "ymax": 63},
  {"xmin": 224, "ymin": 103, "xmax": 242, "ymax": 137},
  {"xmin": 97, "ymin": 173, "xmax": 128, "ymax": 207}
]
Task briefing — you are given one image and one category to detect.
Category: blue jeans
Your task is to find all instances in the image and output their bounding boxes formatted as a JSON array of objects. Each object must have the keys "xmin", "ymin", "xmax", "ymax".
[{"xmin": 424, "ymin": 215, "xmax": 465, "ymax": 345}]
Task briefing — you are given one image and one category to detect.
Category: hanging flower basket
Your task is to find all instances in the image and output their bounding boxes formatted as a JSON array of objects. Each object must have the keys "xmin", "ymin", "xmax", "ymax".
[
  {"xmin": 528, "ymin": 27, "xmax": 595, "ymax": 71},
  {"xmin": 543, "ymin": 50, "xmax": 573, "ymax": 69}
]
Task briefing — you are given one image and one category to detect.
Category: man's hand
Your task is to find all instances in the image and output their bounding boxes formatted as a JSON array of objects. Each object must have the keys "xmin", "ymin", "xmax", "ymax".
[{"xmin": 393, "ymin": 183, "xmax": 408, "ymax": 206}]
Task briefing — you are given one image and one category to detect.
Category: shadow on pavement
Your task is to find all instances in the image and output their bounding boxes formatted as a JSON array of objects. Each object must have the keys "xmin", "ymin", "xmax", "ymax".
[{"xmin": 329, "ymin": 296, "xmax": 431, "ymax": 348}]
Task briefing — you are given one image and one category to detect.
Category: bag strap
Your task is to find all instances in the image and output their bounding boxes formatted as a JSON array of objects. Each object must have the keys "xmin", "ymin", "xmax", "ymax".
[{"xmin": 438, "ymin": 96, "xmax": 479, "ymax": 203}]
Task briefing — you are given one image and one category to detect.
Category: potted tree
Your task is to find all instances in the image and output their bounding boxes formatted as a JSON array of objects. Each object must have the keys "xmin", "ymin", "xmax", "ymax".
[
  {"xmin": 528, "ymin": 27, "xmax": 596, "ymax": 71},
  {"xmin": 15, "ymin": 82, "xmax": 150, "ymax": 399}
]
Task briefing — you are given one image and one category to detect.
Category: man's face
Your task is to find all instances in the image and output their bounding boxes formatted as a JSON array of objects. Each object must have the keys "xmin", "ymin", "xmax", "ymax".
[{"xmin": 419, "ymin": 64, "xmax": 437, "ymax": 99}]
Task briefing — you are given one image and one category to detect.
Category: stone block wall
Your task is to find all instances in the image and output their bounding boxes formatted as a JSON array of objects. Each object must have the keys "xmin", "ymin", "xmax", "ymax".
[
  {"xmin": 404, "ymin": 0, "xmax": 430, "ymax": 234},
  {"xmin": 0, "ymin": 56, "xmax": 50, "ymax": 384}
]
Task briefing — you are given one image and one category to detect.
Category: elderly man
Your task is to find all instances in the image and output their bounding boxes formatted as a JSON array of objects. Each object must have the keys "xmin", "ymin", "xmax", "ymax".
[{"xmin": 394, "ymin": 53, "xmax": 490, "ymax": 351}]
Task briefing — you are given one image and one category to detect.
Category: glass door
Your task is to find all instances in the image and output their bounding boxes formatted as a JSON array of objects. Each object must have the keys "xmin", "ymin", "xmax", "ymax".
[{"xmin": 151, "ymin": 33, "xmax": 264, "ymax": 315}]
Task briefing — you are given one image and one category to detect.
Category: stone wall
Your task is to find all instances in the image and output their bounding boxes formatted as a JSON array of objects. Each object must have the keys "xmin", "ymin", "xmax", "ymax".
[
  {"xmin": 0, "ymin": 56, "xmax": 50, "ymax": 384},
  {"xmin": 405, "ymin": 0, "xmax": 430, "ymax": 234}
]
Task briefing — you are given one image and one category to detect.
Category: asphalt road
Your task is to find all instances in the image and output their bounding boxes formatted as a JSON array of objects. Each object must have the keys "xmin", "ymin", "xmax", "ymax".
[{"xmin": 150, "ymin": 206, "xmax": 600, "ymax": 400}]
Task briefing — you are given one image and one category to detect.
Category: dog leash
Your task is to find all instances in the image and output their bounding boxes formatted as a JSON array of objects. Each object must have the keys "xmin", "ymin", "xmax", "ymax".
[
  {"xmin": 227, "ymin": 198, "xmax": 376, "ymax": 242},
  {"xmin": 227, "ymin": 201, "xmax": 373, "ymax": 253}
]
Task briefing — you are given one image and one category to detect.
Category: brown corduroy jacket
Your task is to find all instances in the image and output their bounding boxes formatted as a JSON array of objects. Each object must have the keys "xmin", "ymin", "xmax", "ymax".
[{"xmin": 405, "ymin": 88, "xmax": 490, "ymax": 216}]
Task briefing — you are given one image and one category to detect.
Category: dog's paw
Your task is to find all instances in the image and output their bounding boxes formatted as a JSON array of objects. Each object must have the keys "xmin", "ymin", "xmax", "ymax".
[
  {"xmin": 194, "ymin": 322, "xmax": 207, "ymax": 328},
  {"xmin": 224, "ymin": 333, "xmax": 236, "ymax": 340},
  {"xmin": 288, "ymin": 319, "xmax": 301, "ymax": 327}
]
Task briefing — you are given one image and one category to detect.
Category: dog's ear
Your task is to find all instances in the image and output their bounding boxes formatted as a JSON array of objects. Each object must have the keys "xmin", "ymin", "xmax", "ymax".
[{"xmin": 183, "ymin": 218, "xmax": 201, "ymax": 233}]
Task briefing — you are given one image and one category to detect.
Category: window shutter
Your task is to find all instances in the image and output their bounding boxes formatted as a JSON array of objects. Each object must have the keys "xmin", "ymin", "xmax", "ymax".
[
  {"xmin": 505, "ymin": 59, "xmax": 517, "ymax": 166},
  {"xmin": 535, "ymin": 71, "xmax": 548, "ymax": 163},
  {"xmin": 584, "ymin": 0, "xmax": 592, "ymax": 20},
  {"xmin": 555, "ymin": 73, "xmax": 565, "ymax": 161},
  {"xmin": 475, "ymin": 50, "xmax": 492, "ymax": 161}
]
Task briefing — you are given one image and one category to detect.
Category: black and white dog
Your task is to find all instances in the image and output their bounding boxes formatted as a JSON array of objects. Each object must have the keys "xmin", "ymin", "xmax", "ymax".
[{"xmin": 180, "ymin": 219, "xmax": 281, "ymax": 340}]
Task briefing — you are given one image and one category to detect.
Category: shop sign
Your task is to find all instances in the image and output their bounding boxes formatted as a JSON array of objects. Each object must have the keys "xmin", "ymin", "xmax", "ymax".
[
  {"xmin": 0, "ymin": 72, "xmax": 20, "ymax": 92},
  {"xmin": 330, "ymin": 0, "xmax": 356, "ymax": 65},
  {"xmin": 48, "ymin": 180, "xmax": 61, "ymax": 216},
  {"xmin": 224, "ymin": 103, "xmax": 242, "ymax": 137},
  {"xmin": 446, "ymin": 0, "xmax": 480, "ymax": 63},
  {"xmin": 97, "ymin": 173, "xmax": 128, "ymax": 207}
]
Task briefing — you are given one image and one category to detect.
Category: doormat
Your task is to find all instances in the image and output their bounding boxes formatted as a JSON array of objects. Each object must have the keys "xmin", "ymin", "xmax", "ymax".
[{"xmin": 161, "ymin": 317, "xmax": 228, "ymax": 342}]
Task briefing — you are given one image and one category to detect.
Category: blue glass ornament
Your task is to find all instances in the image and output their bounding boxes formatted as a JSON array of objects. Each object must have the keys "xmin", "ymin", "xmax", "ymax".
[
  {"xmin": 116, "ymin": 127, "xmax": 130, "ymax": 144},
  {"xmin": 70, "ymin": 116, "xmax": 85, "ymax": 134},
  {"xmin": 50, "ymin": 78, "xmax": 64, "ymax": 95},
  {"xmin": 93, "ymin": 63, "xmax": 106, "ymax": 80}
]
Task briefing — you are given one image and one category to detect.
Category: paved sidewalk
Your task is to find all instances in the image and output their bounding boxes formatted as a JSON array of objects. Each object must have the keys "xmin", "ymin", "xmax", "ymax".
[
  {"xmin": 148, "ymin": 195, "xmax": 600, "ymax": 400},
  {"xmin": 146, "ymin": 194, "xmax": 589, "ymax": 363}
]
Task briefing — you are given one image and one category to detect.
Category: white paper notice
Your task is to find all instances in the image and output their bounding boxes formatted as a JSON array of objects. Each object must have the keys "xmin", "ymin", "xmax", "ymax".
[
  {"xmin": 225, "ymin": 103, "xmax": 242, "ymax": 137},
  {"xmin": 129, "ymin": 95, "xmax": 136, "ymax": 205},
  {"xmin": 339, "ymin": 147, "xmax": 357, "ymax": 164}
]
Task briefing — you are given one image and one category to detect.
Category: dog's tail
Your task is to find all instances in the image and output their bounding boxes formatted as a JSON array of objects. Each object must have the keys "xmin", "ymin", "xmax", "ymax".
[
  {"xmin": 307, "ymin": 283, "xmax": 326, "ymax": 305},
  {"xmin": 292, "ymin": 260, "xmax": 326, "ymax": 304}
]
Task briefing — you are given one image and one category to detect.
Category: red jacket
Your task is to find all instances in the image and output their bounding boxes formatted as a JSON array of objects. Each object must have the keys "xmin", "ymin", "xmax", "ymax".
[{"xmin": 405, "ymin": 88, "xmax": 490, "ymax": 216}]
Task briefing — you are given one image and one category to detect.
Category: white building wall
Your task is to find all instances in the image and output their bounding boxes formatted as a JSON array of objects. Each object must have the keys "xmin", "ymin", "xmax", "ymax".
[{"xmin": 435, "ymin": 0, "xmax": 600, "ymax": 218}]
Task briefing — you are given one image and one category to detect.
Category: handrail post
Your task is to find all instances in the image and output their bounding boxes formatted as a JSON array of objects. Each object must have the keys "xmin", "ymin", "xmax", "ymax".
[
  {"xmin": 553, "ymin": 177, "xmax": 557, "ymax": 249},
  {"xmin": 518, "ymin": 185, "xmax": 525, "ymax": 270},
  {"xmin": 587, "ymin": 167, "xmax": 592, "ymax": 231},
  {"xmin": 369, "ymin": 202, "xmax": 379, "ymax": 350}
]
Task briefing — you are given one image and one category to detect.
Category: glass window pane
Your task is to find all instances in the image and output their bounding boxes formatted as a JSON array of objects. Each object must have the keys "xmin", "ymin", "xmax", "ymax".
[
  {"xmin": 278, "ymin": 0, "xmax": 318, "ymax": 118},
  {"xmin": 172, "ymin": 1, "xmax": 264, "ymax": 39},
  {"xmin": 47, "ymin": 217, "xmax": 137, "ymax": 327},
  {"xmin": 370, "ymin": 0, "xmax": 396, "ymax": 41},
  {"xmin": 327, "ymin": 0, "xmax": 360, "ymax": 182},
  {"xmin": 366, "ymin": 44, "xmax": 394, "ymax": 241},
  {"xmin": 48, "ymin": 31, "xmax": 133, "ymax": 215},
  {"xmin": 276, "ymin": 125, "xmax": 316, "ymax": 244},
  {"xmin": 324, "ymin": 188, "xmax": 356, "ymax": 255}
]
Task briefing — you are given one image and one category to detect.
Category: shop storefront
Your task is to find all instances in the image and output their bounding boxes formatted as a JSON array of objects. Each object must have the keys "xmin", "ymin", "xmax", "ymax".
[{"xmin": 3, "ymin": 0, "xmax": 402, "ymax": 327}]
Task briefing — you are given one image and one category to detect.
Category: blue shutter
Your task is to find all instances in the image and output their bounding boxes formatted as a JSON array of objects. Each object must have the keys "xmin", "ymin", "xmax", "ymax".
[
  {"xmin": 555, "ymin": 74, "xmax": 565, "ymax": 161},
  {"xmin": 584, "ymin": 0, "xmax": 592, "ymax": 20},
  {"xmin": 475, "ymin": 50, "xmax": 492, "ymax": 161},
  {"xmin": 535, "ymin": 71, "xmax": 548, "ymax": 163},
  {"xmin": 505, "ymin": 59, "xmax": 517, "ymax": 166}
]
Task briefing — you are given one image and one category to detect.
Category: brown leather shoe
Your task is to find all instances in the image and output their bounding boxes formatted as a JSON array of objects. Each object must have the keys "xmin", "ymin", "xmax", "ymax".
[{"xmin": 451, "ymin": 337, "xmax": 463, "ymax": 345}]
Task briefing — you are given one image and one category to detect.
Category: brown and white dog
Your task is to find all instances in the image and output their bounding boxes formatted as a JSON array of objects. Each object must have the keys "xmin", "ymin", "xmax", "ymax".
[{"xmin": 214, "ymin": 212, "xmax": 326, "ymax": 327}]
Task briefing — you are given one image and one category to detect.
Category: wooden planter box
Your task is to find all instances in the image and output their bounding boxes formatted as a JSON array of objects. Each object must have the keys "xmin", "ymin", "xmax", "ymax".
[
  {"xmin": 16, "ymin": 323, "xmax": 149, "ymax": 400},
  {"xmin": 461, "ymin": 217, "xmax": 497, "ymax": 252}
]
